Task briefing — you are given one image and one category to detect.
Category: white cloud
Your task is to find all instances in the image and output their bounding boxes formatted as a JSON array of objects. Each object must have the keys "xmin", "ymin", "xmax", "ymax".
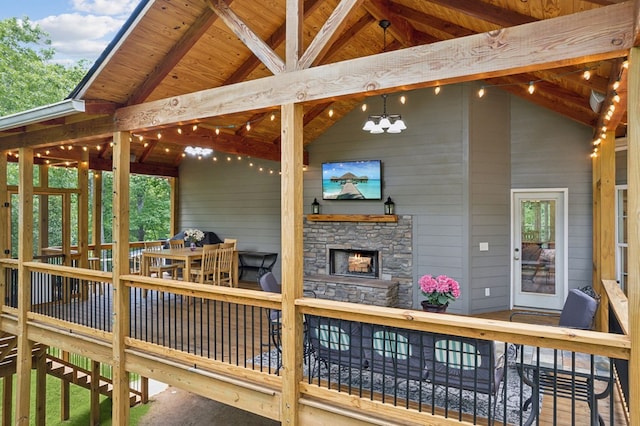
[
  {"xmin": 36, "ymin": 13, "xmax": 126, "ymax": 62},
  {"xmin": 71, "ymin": 0, "xmax": 139, "ymax": 16}
]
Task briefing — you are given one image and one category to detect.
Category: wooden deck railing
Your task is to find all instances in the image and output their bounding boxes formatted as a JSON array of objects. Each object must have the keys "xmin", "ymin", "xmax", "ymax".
[{"xmin": 0, "ymin": 258, "xmax": 632, "ymax": 425}]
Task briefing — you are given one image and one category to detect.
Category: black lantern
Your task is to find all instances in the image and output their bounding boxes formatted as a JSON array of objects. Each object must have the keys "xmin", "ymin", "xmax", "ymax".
[
  {"xmin": 384, "ymin": 196, "xmax": 395, "ymax": 215},
  {"xmin": 312, "ymin": 198, "xmax": 320, "ymax": 214}
]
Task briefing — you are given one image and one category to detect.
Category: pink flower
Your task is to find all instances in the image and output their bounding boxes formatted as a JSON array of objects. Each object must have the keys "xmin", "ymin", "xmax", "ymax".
[{"xmin": 419, "ymin": 274, "xmax": 460, "ymax": 305}]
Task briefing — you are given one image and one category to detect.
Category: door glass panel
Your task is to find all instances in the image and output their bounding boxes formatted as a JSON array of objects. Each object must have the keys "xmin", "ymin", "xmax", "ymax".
[{"xmin": 520, "ymin": 199, "xmax": 556, "ymax": 295}]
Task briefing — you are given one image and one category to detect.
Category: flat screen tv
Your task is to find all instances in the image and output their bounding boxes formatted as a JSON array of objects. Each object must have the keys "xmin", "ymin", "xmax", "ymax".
[{"xmin": 322, "ymin": 160, "xmax": 382, "ymax": 200}]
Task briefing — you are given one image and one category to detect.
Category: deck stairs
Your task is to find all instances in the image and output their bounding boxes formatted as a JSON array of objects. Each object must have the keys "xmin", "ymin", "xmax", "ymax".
[{"xmin": 0, "ymin": 333, "xmax": 141, "ymax": 407}]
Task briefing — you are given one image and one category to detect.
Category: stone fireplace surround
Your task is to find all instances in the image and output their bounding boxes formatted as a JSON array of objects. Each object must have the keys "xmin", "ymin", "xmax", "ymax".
[{"xmin": 303, "ymin": 216, "xmax": 413, "ymax": 308}]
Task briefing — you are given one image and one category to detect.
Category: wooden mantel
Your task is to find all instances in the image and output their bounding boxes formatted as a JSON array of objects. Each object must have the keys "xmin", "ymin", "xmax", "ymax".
[{"xmin": 305, "ymin": 214, "xmax": 398, "ymax": 223}]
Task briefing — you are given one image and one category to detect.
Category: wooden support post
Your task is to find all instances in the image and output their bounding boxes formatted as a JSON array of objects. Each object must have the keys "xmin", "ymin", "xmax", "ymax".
[
  {"xmin": 592, "ymin": 151, "xmax": 601, "ymax": 295},
  {"xmin": 596, "ymin": 131, "xmax": 616, "ymax": 331},
  {"xmin": 78, "ymin": 150, "xmax": 90, "ymax": 267},
  {"xmin": 79, "ymin": 150, "xmax": 90, "ymax": 299},
  {"xmin": 15, "ymin": 147, "xmax": 34, "ymax": 426},
  {"xmin": 281, "ymin": 1, "xmax": 304, "ymax": 422},
  {"xmin": 0, "ymin": 152, "xmax": 8, "ymax": 307},
  {"xmin": 111, "ymin": 131, "xmax": 131, "ymax": 425},
  {"xmin": 35, "ymin": 348, "xmax": 46, "ymax": 426},
  {"xmin": 61, "ymin": 351, "xmax": 70, "ymax": 420},
  {"xmin": 92, "ymin": 171, "xmax": 103, "ymax": 267},
  {"xmin": 627, "ymin": 46, "xmax": 639, "ymax": 426},
  {"xmin": 280, "ymin": 102, "xmax": 304, "ymax": 425},
  {"xmin": 62, "ymin": 193, "xmax": 72, "ymax": 302},
  {"xmin": 90, "ymin": 360, "xmax": 101, "ymax": 425},
  {"xmin": 38, "ymin": 164, "xmax": 49, "ymax": 253},
  {"xmin": 170, "ymin": 177, "xmax": 179, "ymax": 236},
  {"xmin": 2, "ymin": 375, "xmax": 13, "ymax": 426}
]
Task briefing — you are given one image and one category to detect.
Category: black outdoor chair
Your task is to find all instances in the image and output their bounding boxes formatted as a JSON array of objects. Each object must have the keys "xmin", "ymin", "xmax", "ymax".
[{"xmin": 510, "ymin": 288, "xmax": 598, "ymax": 329}]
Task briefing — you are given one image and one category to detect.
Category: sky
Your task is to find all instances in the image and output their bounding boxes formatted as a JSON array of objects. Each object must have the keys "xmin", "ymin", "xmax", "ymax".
[{"xmin": 1, "ymin": 0, "xmax": 141, "ymax": 65}]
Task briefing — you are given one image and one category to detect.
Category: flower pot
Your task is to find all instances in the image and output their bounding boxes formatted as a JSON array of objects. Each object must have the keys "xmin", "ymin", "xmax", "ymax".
[{"xmin": 421, "ymin": 301, "xmax": 448, "ymax": 313}]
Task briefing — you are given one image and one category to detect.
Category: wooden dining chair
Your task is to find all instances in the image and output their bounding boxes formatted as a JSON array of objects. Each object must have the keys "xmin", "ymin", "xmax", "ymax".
[
  {"xmin": 189, "ymin": 244, "xmax": 219, "ymax": 284},
  {"xmin": 144, "ymin": 241, "xmax": 179, "ymax": 279},
  {"xmin": 223, "ymin": 238, "xmax": 237, "ymax": 250},
  {"xmin": 168, "ymin": 239, "xmax": 186, "ymax": 277},
  {"xmin": 215, "ymin": 244, "xmax": 235, "ymax": 287}
]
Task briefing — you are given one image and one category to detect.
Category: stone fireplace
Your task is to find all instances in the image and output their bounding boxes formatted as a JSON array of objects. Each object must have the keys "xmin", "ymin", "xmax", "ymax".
[{"xmin": 303, "ymin": 216, "xmax": 413, "ymax": 308}]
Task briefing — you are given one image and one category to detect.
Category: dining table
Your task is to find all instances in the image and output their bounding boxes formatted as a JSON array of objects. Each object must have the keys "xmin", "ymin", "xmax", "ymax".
[{"xmin": 141, "ymin": 247, "xmax": 239, "ymax": 285}]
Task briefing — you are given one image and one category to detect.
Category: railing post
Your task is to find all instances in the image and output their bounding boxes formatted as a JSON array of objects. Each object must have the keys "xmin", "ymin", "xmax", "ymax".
[
  {"xmin": 627, "ymin": 46, "xmax": 640, "ymax": 426},
  {"xmin": 15, "ymin": 147, "xmax": 34, "ymax": 425},
  {"xmin": 112, "ymin": 131, "xmax": 132, "ymax": 425}
]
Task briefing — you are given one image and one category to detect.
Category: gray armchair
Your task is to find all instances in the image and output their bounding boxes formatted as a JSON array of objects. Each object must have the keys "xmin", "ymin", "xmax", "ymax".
[{"xmin": 510, "ymin": 288, "xmax": 598, "ymax": 329}]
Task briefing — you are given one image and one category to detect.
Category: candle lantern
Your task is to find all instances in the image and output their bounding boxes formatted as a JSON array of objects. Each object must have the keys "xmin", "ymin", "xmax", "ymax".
[
  {"xmin": 384, "ymin": 196, "xmax": 395, "ymax": 215},
  {"xmin": 312, "ymin": 198, "xmax": 320, "ymax": 214}
]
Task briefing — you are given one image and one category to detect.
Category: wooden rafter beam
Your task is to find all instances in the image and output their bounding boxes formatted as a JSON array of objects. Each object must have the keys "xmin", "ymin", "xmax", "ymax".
[
  {"xmin": 593, "ymin": 58, "xmax": 628, "ymax": 143},
  {"xmin": 223, "ymin": 0, "xmax": 323, "ymax": 85},
  {"xmin": 299, "ymin": 0, "xmax": 365, "ymax": 69},
  {"xmin": 114, "ymin": 2, "xmax": 633, "ymax": 132},
  {"xmin": 0, "ymin": 116, "xmax": 114, "ymax": 149},
  {"xmin": 127, "ymin": 7, "xmax": 221, "ymax": 105},
  {"xmin": 207, "ymin": 0, "xmax": 285, "ymax": 75},
  {"xmin": 390, "ymin": 2, "xmax": 475, "ymax": 39},
  {"xmin": 424, "ymin": 0, "xmax": 536, "ymax": 27},
  {"xmin": 484, "ymin": 75, "xmax": 598, "ymax": 127},
  {"xmin": 312, "ymin": 14, "xmax": 376, "ymax": 66},
  {"xmin": 365, "ymin": 0, "xmax": 429, "ymax": 47}
]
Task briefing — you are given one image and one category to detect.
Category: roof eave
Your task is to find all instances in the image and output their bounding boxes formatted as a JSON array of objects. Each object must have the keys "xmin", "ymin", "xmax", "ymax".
[{"xmin": 0, "ymin": 99, "xmax": 85, "ymax": 132}]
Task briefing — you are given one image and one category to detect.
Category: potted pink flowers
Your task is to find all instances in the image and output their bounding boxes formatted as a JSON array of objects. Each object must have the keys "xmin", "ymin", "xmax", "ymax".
[{"xmin": 418, "ymin": 274, "xmax": 460, "ymax": 312}]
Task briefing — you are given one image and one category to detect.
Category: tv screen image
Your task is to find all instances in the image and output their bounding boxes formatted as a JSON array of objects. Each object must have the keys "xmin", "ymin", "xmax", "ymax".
[{"xmin": 322, "ymin": 160, "xmax": 382, "ymax": 200}]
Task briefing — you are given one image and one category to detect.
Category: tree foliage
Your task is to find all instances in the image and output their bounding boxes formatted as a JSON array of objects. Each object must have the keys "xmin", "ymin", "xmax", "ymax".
[
  {"xmin": 0, "ymin": 17, "xmax": 88, "ymax": 115},
  {"xmin": 3, "ymin": 17, "xmax": 172, "ymax": 255}
]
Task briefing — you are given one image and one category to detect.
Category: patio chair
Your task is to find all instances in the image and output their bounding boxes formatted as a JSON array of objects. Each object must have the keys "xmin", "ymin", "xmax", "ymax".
[
  {"xmin": 510, "ymin": 288, "xmax": 598, "ymax": 329},
  {"xmin": 362, "ymin": 324, "xmax": 429, "ymax": 382},
  {"xmin": 258, "ymin": 272, "xmax": 283, "ymax": 350},
  {"xmin": 306, "ymin": 315, "xmax": 369, "ymax": 376}
]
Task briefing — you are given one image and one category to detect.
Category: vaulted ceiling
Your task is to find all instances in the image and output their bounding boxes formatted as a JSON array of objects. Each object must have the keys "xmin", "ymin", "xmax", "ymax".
[{"xmin": 0, "ymin": 0, "xmax": 634, "ymax": 176}]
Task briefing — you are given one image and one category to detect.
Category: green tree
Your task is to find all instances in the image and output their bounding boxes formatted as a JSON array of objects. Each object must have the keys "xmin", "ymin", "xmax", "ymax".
[{"xmin": 0, "ymin": 17, "xmax": 88, "ymax": 115}]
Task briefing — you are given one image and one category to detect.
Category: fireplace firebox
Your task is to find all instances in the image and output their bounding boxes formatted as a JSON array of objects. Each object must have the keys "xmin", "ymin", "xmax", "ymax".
[{"xmin": 329, "ymin": 248, "xmax": 379, "ymax": 278}]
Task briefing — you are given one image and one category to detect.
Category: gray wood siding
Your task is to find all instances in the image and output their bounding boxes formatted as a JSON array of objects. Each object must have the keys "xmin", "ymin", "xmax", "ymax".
[
  {"xmin": 466, "ymin": 85, "xmax": 511, "ymax": 314},
  {"xmin": 176, "ymin": 83, "xmax": 595, "ymax": 314},
  {"xmin": 511, "ymin": 96, "xmax": 593, "ymax": 292},
  {"xmin": 179, "ymin": 156, "xmax": 283, "ymax": 277}
]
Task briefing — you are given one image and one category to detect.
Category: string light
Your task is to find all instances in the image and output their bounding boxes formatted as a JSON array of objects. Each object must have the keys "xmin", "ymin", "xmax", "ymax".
[
  {"xmin": 328, "ymin": 108, "xmax": 334, "ymax": 117},
  {"xmin": 246, "ymin": 122, "xmax": 251, "ymax": 131},
  {"xmin": 400, "ymin": 95, "xmax": 406, "ymax": 104},
  {"xmin": 215, "ymin": 128, "xmax": 220, "ymax": 135},
  {"xmin": 361, "ymin": 104, "xmax": 367, "ymax": 112},
  {"xmin": 583, "ymin": 70, "xmax": 591, "ymax": 80},
  {"xmin": 478, "ymin": 87, "xmax": 485, "ymax": 98},
  {"xmin": 434, "ymin": 86, "xmax": 441, "ymax": 95},
  {"xmin": 192, "ymin": 124, "xmax": 198, "ymax": 131},
  {"xmin": 270, "ymin": 113, "xmax": 276, "ymax": 121},
  {"xmin": 177, "ymin": 128, "xmax": 182, "ymax": 135},
  {"xmin": 527, "ymin": 81, "xmax": 535, "ymax": 94}
]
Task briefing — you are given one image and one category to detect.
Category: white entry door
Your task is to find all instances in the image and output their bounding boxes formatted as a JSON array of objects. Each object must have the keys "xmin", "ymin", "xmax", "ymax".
[{"xmin": 511, "ymin": 190, "xmax": 567, "ymax": 310}]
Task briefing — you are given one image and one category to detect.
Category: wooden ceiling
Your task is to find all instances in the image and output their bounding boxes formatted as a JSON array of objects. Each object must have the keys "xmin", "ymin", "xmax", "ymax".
[{"xmin": 0, "ymin": 0, "xmax": 633, "ymax": 176}]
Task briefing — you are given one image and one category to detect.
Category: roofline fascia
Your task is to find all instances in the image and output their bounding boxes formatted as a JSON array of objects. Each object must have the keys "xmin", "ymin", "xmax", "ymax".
[
  {"xmin": 67, "ymin": 0, "xmax": 155, "ymax": 100},
  {"xmin": 0, "ymin": 99, "xmax": 85, "ymax": 132}
]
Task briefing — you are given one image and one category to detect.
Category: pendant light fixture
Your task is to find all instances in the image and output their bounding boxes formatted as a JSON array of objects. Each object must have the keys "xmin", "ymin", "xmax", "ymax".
[{"xmin": 362, "ymin": 20, "xmax": 407, "ymax": 134}]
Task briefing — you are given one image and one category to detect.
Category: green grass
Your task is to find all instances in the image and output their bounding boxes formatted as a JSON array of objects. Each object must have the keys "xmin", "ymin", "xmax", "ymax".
[{"xmin": 0, "ymin": 372, "xmax": 151, "ymax": 425}]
